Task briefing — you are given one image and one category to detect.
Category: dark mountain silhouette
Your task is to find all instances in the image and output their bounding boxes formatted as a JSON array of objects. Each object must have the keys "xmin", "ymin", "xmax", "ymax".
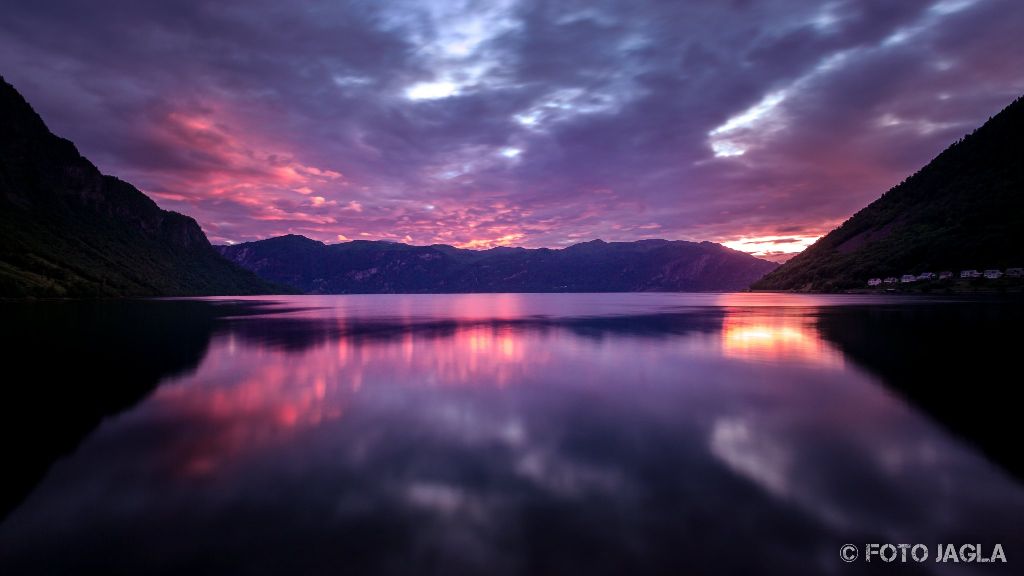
[
  {"xmin": 753, "ymin": 94, "xmax": 1024, "ymax": 291},
  {"xmin": 817, "ymin": 301, "xmax": 1024, "ymax": 480},
  {"xmin": 0, "ymin": 299, "xmax": 301, "ymax": 520},
  {"xmin": 1, "ymin": 300, "xmax": 218, "ymax": 519},
  {"xmin": 217, "ymin": 235, "xmax": 777, "ymax": 293},
  {"xmin": 0, "ymin": 76, "xmax": 278, "ymax": 297}
]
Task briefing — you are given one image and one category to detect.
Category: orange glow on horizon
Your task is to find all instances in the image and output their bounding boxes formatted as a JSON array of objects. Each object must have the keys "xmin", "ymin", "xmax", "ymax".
[
  {"xmin": 455, "ymin": 233, "xmax": 526, "ymax": 250},
  {"xmin": 722, "ymin": 235, "xmax": 821, "ymax": 261}
]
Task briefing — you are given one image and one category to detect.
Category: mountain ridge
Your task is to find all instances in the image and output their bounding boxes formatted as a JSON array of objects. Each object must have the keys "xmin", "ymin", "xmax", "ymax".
[
  {"xmin": 0, "ymin": 75, "xmax": 279, "ymax": 297},
  {"xmin": 218, "ymin": 234, "xmax": 777, "ymax": 293}
]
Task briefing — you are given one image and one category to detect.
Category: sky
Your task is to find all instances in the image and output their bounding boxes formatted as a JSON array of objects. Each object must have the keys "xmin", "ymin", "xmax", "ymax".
[{"xmin": 2, "ymin": 0, "xmax": 1023, "ymax": 260}]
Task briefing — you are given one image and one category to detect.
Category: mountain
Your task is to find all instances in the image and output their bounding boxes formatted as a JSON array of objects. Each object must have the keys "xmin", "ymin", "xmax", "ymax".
[
  {"xmin": 0, "ymin": 76, "xmax": 278, "ymax": 297},
  {"xmin": 217, "ymin": 235, "xmax": 777, "ymax": 293},
  {"xmin": 753, "ymin": 95, "xmax": 1024, "ymax": 291}
]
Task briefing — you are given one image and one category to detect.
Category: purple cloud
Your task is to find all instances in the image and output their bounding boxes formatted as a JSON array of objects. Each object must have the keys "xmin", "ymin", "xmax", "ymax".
[{"xmin": 2, "ymin": 0, "xmax": 1022, "ymax": 255}]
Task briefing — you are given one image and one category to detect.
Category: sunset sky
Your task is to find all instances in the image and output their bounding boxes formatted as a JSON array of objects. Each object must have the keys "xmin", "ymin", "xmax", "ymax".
[{"xmin": 2, "ymin": 0, "xmax": 1023, "ymax": 259}]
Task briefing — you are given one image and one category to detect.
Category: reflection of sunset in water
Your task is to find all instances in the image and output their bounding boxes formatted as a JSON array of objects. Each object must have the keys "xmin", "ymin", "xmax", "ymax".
[
  {"xmin": 156, "ymin": 306, "xmax": 853, "ymax": 477},
  {"xmin": 154, "ymin": 343, "xmax": 349, "ymax": 477},
  {"xmin": 155, "ymin": 323, "xmax": 548, "ymax": 476},
  {"xmin": 720, "ymin": 312, "xmax": 843, "ymax": 366},
  {"xmin": 6, "ymin": 295, "xmax": 1024, "ymax": 576}
]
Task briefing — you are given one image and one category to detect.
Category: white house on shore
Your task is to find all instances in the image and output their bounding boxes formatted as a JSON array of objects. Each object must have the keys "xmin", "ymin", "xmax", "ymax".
[{"xmin": 868, "ymin": 268, "xmax": 1021, "ymax": 286}]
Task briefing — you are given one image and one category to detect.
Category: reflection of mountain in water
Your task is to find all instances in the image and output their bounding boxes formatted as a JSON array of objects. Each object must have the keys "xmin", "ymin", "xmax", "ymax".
[
  {"xmin": 816, "ymin": 301, "xmax": 1024, "ymax": 480},
  {"xmin": 219, "ymin": 311, "xmax": 727, "ymax": 352},
  {"xmin": 8, "ymin": 297, "xmax": 1021, "ymax": 576},
  {"xmin": 0, "ymin": 300, "xmax": 724, "ymax": 519},
  {"xmin": 0, "ymin": 300, "xmax": 272, "ymax": 518},
  {"xmin": 5, "ymin": 297, "xmax": 1020, "ymax": 524}
]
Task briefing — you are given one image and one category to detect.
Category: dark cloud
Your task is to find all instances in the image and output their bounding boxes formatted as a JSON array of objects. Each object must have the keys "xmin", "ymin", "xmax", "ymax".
[{"xmin": 1, "ymin": 0, "xmax": 1022, "ymax": 254}]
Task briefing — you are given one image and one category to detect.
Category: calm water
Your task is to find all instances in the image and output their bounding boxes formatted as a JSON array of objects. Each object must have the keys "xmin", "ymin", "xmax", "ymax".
[{"xmin": 1, "ymin": 293, "xmax": 1022, "ymax": 575}]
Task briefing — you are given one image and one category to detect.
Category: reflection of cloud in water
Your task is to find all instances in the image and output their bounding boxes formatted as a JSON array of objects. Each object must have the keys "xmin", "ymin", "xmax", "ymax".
[
  {"xmin": 709, "ymin": 415, "xmax": 856, "ymax": 531},
  {"xmin": 3, "ymin": 296, "xmax": 1023, "ymax": 575},
  {"xmin": 705, "ymin": 366, "xmax": 1021, "ymax": 547},
  {"xmin": 711, "ymin": 417, "xmax": 792, "ymax": 498},
  {"xmin": 155, "ymin": 323, "xmax": 558, "ymax": 475}
]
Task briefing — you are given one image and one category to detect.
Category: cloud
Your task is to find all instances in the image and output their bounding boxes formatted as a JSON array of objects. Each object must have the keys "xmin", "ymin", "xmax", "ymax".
[{"xmin": 1, "ymin": 0, "xmax": 1022, "ymax": 249}]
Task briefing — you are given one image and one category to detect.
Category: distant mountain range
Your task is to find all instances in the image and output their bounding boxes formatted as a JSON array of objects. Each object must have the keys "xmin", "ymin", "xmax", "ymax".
[
  {"xmin": 754, "ymin": 94, "xmax": 1024, "ymax": 291},
  {"xmin": 0, "ymin": 76, "xmax": 277, "ymax": 297},
  {"xmin": 218, "ymin": 235, "xmax": 777, "ymax": 293}
]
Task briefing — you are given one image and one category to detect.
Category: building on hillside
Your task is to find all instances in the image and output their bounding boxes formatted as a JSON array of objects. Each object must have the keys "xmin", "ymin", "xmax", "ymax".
[
  {"xmin": 901, "ymin": 274, "xmax": 917, "ymax": 283},
  {"xmin": 960, "ymin": 269, "xmax": 982, "ymax": 278},
  {"xmin": 1006, "ymin": 268, "xmax": 1023, "ymax": 278},
  {"xmin": 984, "ymin": 269, "xmax": 1003, "ymax": 279},
  {"xmin": 867, "ymin": 278, "xmax": 882, "ymax": 286},
  {"xmin": 917, "ymin": 272, "xmax": 936, "ymax": 281},
  {"xmin": 939, "ymin": 271, "xmax": 953, "ymax": 280}
]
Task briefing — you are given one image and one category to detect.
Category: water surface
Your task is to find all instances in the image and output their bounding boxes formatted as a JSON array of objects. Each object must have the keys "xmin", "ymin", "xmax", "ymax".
[{"xmin": 1, "ymin": 293, "xmax": 1021, "ymax": 575}]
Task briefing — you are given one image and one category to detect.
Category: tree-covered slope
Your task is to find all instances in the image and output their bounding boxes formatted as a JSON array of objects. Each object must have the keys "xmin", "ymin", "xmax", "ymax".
[
  {"xmin": 753, "ymin": 95, "xmax": 1024, "ymax": 291},
  {"xmin": 0, "ymin": 76, "xmax": 278, "ymax": 297}
]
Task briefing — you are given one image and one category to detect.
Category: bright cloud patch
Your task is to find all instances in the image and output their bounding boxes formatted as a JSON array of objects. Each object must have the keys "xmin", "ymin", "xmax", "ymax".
[
  {"xmin": 722, "ymin": 236, "xmax": 821, "ymax": 262},
  {"xmin": 406, "ymin": 81, "xmax": 459, "ymax": 100}
]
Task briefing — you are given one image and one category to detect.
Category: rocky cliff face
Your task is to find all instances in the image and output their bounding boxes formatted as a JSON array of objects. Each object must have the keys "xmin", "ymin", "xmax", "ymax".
[
  {"xmin": 0, "ymin": 76, "xmax": 277, "ymax": 297},
  {"xmin": 218, "ymin": 235, "xmax": 777, "ymax": 293}
]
